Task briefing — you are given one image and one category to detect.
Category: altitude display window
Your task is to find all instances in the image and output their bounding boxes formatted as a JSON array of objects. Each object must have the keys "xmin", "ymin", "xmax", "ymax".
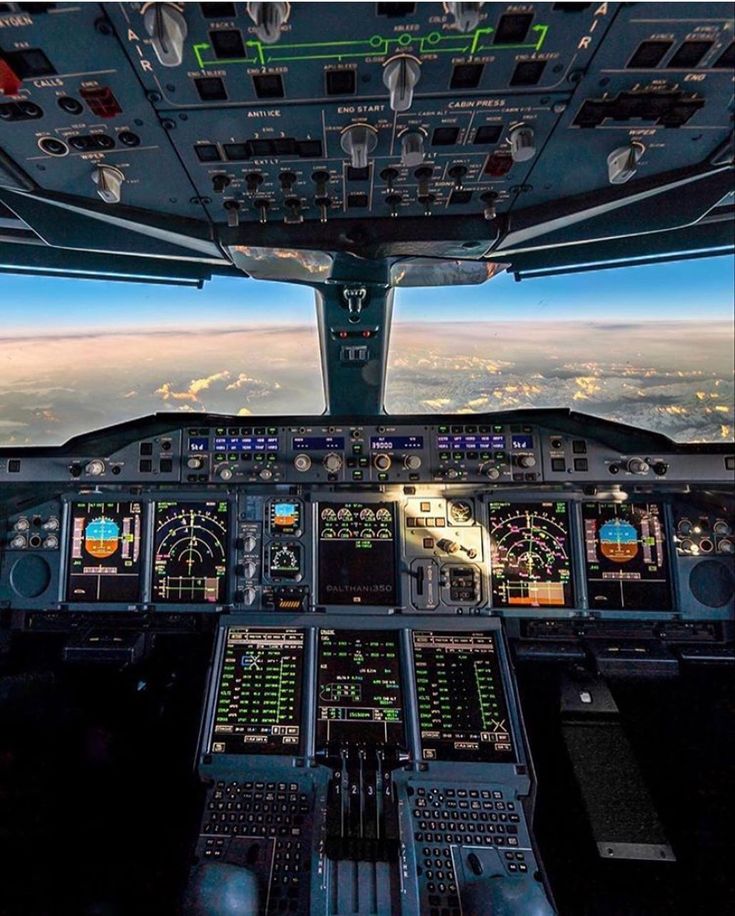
[
  {"xmin": 316, "ymin": 629, "xmax": 404, "ymax": 749},
  {"xmin": 412, "ymin": 631, "xmax": 515, "ymax": 763},
  {"xmin": 582, "ymin": 501, "xmax": 671, "ymax": 610},
  {"xmin": 488, "ymin": 501, "xmax": 574, "ymax": 608},
  {"xmin": 152, "ymin": 500, "xmax": 229, "ymax": 603},
  {"xmin": 66, "ymin": 501, "xmax": 144, "ymax": 602},
  {"xmin": 318, "ymin": 502, "xmax": 396, "ymax": 606},
  {"xmin": 210, "ymin": 628, "xmax": 303, "ymax": 755}
]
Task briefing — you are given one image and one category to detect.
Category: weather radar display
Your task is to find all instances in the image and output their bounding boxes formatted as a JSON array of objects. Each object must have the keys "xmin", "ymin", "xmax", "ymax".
[
  {"xmin": 153, "ymin": 500, "xmax": 229, "ymax": 603},
  {"xmin": 582, "ymin": 502, "xmax": 671, "ymax": 610},
  {"xmin": 488, "ymin": 502, "xmax": 573, "ymax": 607},
  {"xmin": 66, "ymin": 501, "xmax": 143, "ymax": 602}
]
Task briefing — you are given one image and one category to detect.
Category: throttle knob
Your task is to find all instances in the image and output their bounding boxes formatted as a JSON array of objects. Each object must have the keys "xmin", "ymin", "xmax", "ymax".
[
  {"xmin": 143, "ymin": 3, "xmax": 188, "ymax": 67},
  {"xmin": 383, "ymin": 55, "xmax": 421, "ymax": 112}
]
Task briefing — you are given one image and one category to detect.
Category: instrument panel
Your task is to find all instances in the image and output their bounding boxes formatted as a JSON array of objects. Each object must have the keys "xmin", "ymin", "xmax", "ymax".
[{"xmin": 0, "ymin": 415, "xmax": 732, "ymax": 620}]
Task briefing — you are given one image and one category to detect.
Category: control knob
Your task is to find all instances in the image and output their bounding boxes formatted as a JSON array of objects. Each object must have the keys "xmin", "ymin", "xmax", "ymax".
[
  {"xmin": 242, "ymin": 587, "xmax": 257, "ymax": 607},
  {"xmin": 445, "ymin": 2, "xmax": 485, "ymax": 33},
  {"xmin": 340, "ymin": 124, "xmax": 378, "ymax": 170},
  {"xmin": 626, "ymin": 457, "xmax": 649, "ymax": 475},
  {"xmin": 14, "ymin": 517, "xmax": 30, "ymax": 532},
  {"xmin": 294, "ymin": 454, "xmax": 312, "ymax": 472},
  {"xmin": 92, "ymin": 165, "xmax": 125, "ymax": 204},
  {"xmin": 404, "ymin": 454, "xmax": 422, "ymax": 471},
  {"xmin": 44, "ymin": 535, "xmax": 59, "ymax": 550},
  {"xmin": 10, "ymin": 534, "xmax": 27, "ymax": 549},
  {"xmin": 143, "ymin": 3, "xmax": 188, "ymax": 67},
  {"xmin": 515, "ymin": 454, "xmax": 536, "ymax": 469},
  {"xmin": 713, "ymin": 520, "xmax": 732, "ymax": 537},
  {"xmin": 608, "ymin": 143, "xmax": 643, "ymax": 185},
  {"xmin": 718, "ymin": 539, "xmax": 734, "ymax": 555},
  {"xmin": 483, "ymin": 465, "xmax": 501, "ymax": 480},
  {"xmin": 242, "ymin": 535, "xmax": 257, "ymax": 552},
  {"xmin": 242, "ymin": 561, "xmax": 257, "ymax": 579},
  {"xmin": 383, "ymin": 55, "xmax": 421, "ymax": 113},
  {"xmin": 246, "ymin": 2, "xmax": 289, "ymax": 44},
  {"xmin": 323, "ymin": 453, "xmax": 343, "ymax": 474},
  {"xmin": 43, "ymin": 517, "xmax": 59, "ymax": 531},
  {"xmin": 509, "ymin": 126, "xmax": 536, "ymax": 162},
  {"xmin": 85, "ymin": 458, "xmax": 106, "ymax": 476},
  {"xmin": 258, "ymin": 467, "xmax": 273, "ymax": 481},
  {"xmin": 217, "ymin": 465, "xmax": 234, "ymax": 481},
  {"xmin": 373, "ymin": 453, "xmax": 392, "ymax": 471},
  {"xmin": 400, "ymin": 129, "xmax": 426, "ymax": 168},
  {"xmin": 187, "ymin": 456, "xmax": 204, "ymax": 470}
]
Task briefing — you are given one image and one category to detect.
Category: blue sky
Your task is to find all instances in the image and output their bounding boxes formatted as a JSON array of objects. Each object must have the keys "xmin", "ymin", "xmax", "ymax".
[{"xmin": 1, "ymin": 254, "xmax": 732, "ymax": 335}]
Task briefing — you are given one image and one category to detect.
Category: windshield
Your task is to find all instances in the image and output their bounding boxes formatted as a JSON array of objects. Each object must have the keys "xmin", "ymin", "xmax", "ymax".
[
  {"xmin": 1, "ymin": 255, "xmax": 732, "ymax": 446},
  {"xmin": 386, "ymin": 256, "xmax": 734, "ymax": 443},
  {"xmin": 0, "ymin": 275, "xmax": 323, "ymax": 446}
]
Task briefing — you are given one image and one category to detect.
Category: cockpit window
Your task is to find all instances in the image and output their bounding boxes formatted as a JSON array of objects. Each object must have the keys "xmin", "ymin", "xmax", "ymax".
[
  {"xmin": 386, "ymin": 256, "xmax": 734, "ymax": 443},
  {"xmin": 0, "ymin": 275, "xmax": 323, "ymax": 446}
]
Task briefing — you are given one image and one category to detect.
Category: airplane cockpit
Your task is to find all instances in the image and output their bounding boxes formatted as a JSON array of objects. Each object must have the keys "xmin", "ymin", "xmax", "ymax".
[{"xmin": 0, "ymin": 2, "xmax": 733, "ymax": 914}]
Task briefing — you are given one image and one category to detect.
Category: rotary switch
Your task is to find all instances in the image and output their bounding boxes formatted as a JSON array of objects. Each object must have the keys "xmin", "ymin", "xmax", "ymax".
[
  {"xmin": 607, "ymin": 143, "xmax": 644, "ymax": 184},
  {"xmin": 247, "ymin": 2, "xmax": 289, "ymax": 44},
  {"xmin": 323, "ymin": 453, "xmax": 343, "ymax": 474},
  {"xmin": 445, "ymin": 2, "xmax": 485, "ymax": 33},
  {"xmin": 340, "ymin": 124, "xmax": 378, "ymax": 170},
  {"xmin": 383, "ymin": 55, "xmax": 421, "ymax": 113},
  {"xmin": 400, "ymin": 129, "xmax": 426, "ymax": 168},
  {"xmin": 92, "ymin": 165, "xmax": 125, "ymax": 204},
  {"xmin": 143, "ymin": 3, "xmax": 188, "ymax": 68},
  {"xmin": 509, "ymin": 126, "xmax": 536, "ymax": 162},
  {"xmin": 373, "ymin": 453, "xmax": 392, "ymax": 471}
]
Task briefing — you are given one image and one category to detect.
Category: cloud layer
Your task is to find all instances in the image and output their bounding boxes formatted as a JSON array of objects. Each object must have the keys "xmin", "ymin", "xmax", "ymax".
[{"xmin": 0, "ymin": 320, "xmax": 731, "ymax": 445}]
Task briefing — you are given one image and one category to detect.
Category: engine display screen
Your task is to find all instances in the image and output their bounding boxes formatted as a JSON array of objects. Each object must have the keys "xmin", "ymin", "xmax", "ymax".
[
  {"xmin": 210, "ymin": 628, "xmax": 303, "ymax": 755},
  {"xmin": 293, "ymin": 436, "xmax": 345, "ymax": 451},
  {"xmin": 488, "ymin": 501, "xmax": 574, "ymax": 607},
  {"xmin": 370, "ymin": 435, "xmax": 424, "ymax": 450},
  {"xmin": 412, "ymin": 631, "xmax": 516, "ymax": 762},
  {"xmin": 66, "ymin": 501, "xmax": 144, "ymax": 602},
  {"xmin": 437, "ymin": 434, "xmax": 505, "ymax": 451},
  {"xmin": 582, "ymin": 501, "xmax": 671, "ymax": 610},
  {"xmin": 318, "ymin": 502, "xmax": 396, "ymax": 606},
  {"xmin": 316, "ymin": 629, "xmax": 404, "ymax": 749},
  {"xmin": 152, "ymin": 500, "xmax": 229, "ymax": 604}
]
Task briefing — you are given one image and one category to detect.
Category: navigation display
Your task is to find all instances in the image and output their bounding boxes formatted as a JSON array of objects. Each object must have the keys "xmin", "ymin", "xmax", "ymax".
[
  {"xmin": 412, "ymin": 631, "xmax": 516, "ymax": 763},
  {"xmin": 582, "ymin": 501, "xmax": 671, "ymax": 610},
  {"xmin": 318, "ymin": 502, "xmax": 396, "ymax": 606},
  {"xmin": 152, "ymin": 500, "xmax": 229, "ymax": 604},
  {"xmin": 316, "ymin": 629, "xmax": 404, "ymax": 749},
  {"xmin": 488, "ymin": 501, "xmax": 574, "ymax": 607},
  {"xmin": 66, "ymin": 501, "xmax": 144, "ymax": 602},
  {"xmin": 210, "ymin": 628, "xmax": 303, "ymax": 755}
]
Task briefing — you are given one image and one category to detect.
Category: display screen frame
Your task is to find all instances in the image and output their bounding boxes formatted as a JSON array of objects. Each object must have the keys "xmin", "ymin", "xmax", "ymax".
[
  {"xmin": 317, "ymin": 501, "xmax": 398, "ymax": 607},
  {"xmin": 315, "ymin": 628, "xmax": 406, "ymax": 751},
  {"xmin": 65, "ymin": 499, "xmax": 145, "ymax": 604},
  {"xmin": 207, "ymin": 626, "xmax": 305, "ymax": 756},
  {"xmin": 581, "ymin": 500, "xmax": 672, "ymax": 611},
  {"xmin": 487, "ymin": 500, "xmax": 575, "ymax": 609},
  {"xmin": 151, "ymin": 498, "xmax": 231, "ymax": 605},
  {"xmin": 411, "ymin": 630, "xmax": 517, "ymax": 764}
]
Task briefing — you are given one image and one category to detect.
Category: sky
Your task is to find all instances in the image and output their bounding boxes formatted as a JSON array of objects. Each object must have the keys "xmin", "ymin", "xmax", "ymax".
[{"xmin": 0, "ymin": 255, "xmax": 732, "ymax": 445}]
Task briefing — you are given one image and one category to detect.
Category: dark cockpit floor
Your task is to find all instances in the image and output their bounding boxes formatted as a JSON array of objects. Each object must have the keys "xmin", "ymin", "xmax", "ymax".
[{"xmin": 1, "ymin": 632, "xmax": 733, "ymax": 915}]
